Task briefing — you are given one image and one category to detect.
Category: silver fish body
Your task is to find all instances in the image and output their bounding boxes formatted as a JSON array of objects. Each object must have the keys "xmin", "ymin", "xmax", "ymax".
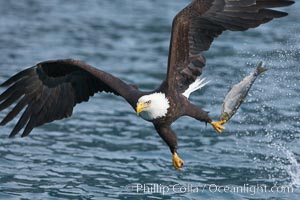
[{"xmin": 220, "ymin": 62, "xmax": 267, "ymax": 122}]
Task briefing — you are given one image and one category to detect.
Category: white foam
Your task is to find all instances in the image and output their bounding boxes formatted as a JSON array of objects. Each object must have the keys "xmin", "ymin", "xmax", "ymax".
[{"xmin": 285, "ymin": 150, "xmax": 300, "ymax": 187}]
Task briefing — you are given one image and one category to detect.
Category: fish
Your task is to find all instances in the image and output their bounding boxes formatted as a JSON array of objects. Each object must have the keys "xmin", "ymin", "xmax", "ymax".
[{"xmin": 220, "ymin": 61, "xmax": 267, "ymax": 123}]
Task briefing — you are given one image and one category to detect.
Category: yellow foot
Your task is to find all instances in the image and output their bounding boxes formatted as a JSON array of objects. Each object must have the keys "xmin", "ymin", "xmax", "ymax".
[
  {"xmin": 210, "ymin": 120, "xmax": 226, "ymax": 133},
  {"xmin": 172, "ymin": 152, "xmax": 184, "ymax": 170}
]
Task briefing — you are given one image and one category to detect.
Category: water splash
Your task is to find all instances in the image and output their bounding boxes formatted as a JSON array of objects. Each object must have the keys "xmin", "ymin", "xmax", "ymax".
[{"xmin": 285, "ymin": 150, "xmax": 300, "ymax": 187}]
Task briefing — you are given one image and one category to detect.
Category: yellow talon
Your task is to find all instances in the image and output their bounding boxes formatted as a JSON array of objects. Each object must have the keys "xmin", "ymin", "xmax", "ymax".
[
  {"xmin": 210, "ymin": 120, "xmax": 226, "ymax": 133},
  {"xmin": 172, "ymin": 152, "xmax": 184, "ymax": 170}
]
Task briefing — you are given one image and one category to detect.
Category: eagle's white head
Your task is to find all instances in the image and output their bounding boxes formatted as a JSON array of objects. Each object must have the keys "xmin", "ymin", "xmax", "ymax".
[{"xmin": 136, "ymin": 92, "xmax": 170, "ymax": 121}]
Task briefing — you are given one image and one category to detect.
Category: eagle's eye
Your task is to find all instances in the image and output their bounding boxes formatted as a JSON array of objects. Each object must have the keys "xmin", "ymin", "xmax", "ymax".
[{"xmin": 146, "ymin": 100, "xmax": 152, "ymax": 104}]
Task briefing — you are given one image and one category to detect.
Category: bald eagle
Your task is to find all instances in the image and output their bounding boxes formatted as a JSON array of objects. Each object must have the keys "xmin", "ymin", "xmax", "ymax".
[{"xmin": 0, "ymin": 0, "xmax": 294, "ymax": 170}]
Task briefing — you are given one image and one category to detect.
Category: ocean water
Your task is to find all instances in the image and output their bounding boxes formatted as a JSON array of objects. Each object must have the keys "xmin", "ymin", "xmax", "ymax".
[{"xmin": 0, "ymin": 0, "xmax": 299, "ymax": 199}]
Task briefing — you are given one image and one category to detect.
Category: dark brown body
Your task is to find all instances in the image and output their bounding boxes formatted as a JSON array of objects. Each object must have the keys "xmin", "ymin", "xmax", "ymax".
[{"xmin": 151, "ymin": 83, "xmax": 212, "ymax": 154}]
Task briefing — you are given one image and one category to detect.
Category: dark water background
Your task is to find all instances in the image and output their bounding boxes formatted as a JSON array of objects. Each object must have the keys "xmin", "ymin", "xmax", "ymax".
[{"xmin": 0, "ymin": 0, "xmax": 299, "ymax": 199}]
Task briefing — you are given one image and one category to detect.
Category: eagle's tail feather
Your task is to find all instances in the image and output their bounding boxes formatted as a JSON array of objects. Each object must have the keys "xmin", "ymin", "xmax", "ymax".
[{"xmin": 182, "ymin": 78, "xmax": 210, "ymax": 98}]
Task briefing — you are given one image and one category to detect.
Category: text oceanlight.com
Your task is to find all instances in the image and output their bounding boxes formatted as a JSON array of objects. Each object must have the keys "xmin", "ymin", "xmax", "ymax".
[{"xmin": 125, "ymin": 183, "xmax": 293, "ymax": 195}]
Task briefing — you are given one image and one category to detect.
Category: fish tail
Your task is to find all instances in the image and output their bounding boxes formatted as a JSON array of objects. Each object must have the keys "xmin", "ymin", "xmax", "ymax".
[{"xmin": 256, "ymin": 61, "xmax": 268, "ymax": 75}]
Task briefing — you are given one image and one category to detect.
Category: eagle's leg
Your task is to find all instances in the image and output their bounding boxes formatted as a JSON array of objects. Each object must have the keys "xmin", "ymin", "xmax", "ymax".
[
  {"xmin": 185, "ymin": 103, "xmax": 225, "ymax": 133},
  {"xmin": 154, "ymin": 124, "xmax": 184, "ymax": 170}
]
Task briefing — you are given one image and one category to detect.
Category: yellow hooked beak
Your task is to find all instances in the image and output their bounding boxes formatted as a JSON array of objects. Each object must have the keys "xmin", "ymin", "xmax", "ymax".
[{"xmin": 136, "ymin": 102, "xmax": 147, "ymax": 115}]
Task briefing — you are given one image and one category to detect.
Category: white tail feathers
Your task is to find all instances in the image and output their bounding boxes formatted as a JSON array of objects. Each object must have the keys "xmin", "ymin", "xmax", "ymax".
[{"xmin": 182, "ymin": 78, "xmax": 210, "ymax": 98}]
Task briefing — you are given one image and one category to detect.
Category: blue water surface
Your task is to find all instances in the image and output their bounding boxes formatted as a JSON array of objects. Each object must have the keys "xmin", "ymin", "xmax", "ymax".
[{"xmin": 0, "ymin": 1, "xmax": 299, "ymax": 199}]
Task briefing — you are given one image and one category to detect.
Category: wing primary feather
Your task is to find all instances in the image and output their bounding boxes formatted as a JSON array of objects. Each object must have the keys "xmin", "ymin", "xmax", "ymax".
[
  {"xmin": 0, "ymin": 81, "xmax": 24, "ymax": 102},
  {"xmin": 21, "ymin": 116, "xmax": 37, "ymax": 137},
  {"xmin": 0, "ymin": 73, "xmax": 38, "ymax": 102},
  {"xmin": 9, "ymin": 106, "xmax": 32, "ymax": 137},
  {"xmin": 256, "ymin": 1, "xmax": 295, "ymax": 8},
  {"xmin": 0, "ymin": 93, "xmax": 34, "ymax": 126},
  {"xmin": 258, "ymin": 9, "xmax": 288, "ymax": 18},
  {"xmin": 0, "ymin": 90, "xmax": 24, "ymax": 112},
  {"xmin": 9, "ymin": 87, "xmax": 51, "ymax": 137},
  {"xmin": 0, "ymin": 68, "xmax": 34, "ymax": 87}
]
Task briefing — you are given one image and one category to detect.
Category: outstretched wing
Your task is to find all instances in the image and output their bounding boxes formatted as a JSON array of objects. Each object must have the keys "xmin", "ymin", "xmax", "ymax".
[
  {"xmin": 166, "ymin": 0, "xmax": 294, "ymax": 93},
  {"xmin": 0, "ymin": 59, "xmax": 142, "ymax": 137}
]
